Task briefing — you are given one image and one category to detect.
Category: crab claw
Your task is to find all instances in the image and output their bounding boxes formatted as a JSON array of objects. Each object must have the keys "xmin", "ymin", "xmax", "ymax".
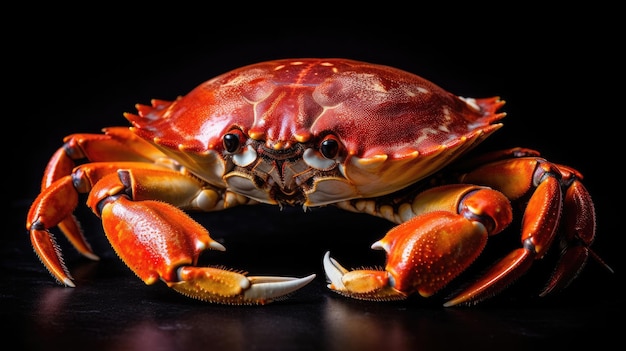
[
  {"xmin": 91, "ymin": 190, "xmax": 317, "ymax": 305},
  {"xmin": 323, "ymin": 207, "xmax": 496, "ymax": 303},
  {"xmin": 173, "ymin": 269, "xmax": 316, "ymax": 305},
  {"xmin": 323, "ymin": 251, "xmax": 407, "ymax": 301}
]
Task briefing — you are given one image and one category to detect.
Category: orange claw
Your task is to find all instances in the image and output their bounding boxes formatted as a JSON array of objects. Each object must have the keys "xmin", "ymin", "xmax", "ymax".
[
  {"xmin": 99, "ymin": 196, "xmax": 314, "ymax": 305},
  {"xmin": 324, "ymin": 210, "xmax": 491, "ymax": 301},
  {"xmin": 324, "ymin": 185, "xmax": 513, "ymax": 304}
]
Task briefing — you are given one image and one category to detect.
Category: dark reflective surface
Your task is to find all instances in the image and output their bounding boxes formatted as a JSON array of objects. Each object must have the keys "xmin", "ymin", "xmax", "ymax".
[
  {"xmin": 4, "ymin": 202, "xmax": 621, "ymax": 351},
  {"xmin": 6, "ymin": 12, "xmax": 622, "ymax": 351}
]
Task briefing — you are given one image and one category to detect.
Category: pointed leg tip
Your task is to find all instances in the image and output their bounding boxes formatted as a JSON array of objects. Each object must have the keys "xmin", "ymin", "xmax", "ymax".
[
  {"xmin": 442, "ymin": 300, "xmax": 456, "ymax": 307},
  {"xmin": 444, "ymin": 292, "xmax": 484, "ymax": 307},
  {"xmin": 82, "ymin": 252, "xmax": 100, "ymax": 261}
]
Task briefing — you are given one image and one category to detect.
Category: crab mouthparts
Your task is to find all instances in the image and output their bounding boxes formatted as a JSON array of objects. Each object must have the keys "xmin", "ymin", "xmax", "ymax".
[
  {"xmin": 262, "ymin": 158, "xmax": 309, "ymax": 205},
  {"xmin": 228, "ymin": 143, "xmax": 308, "ymax": 206},
  {"xmin": 270, "ymin": 185, "xmax": 304, "ymax": 206}
]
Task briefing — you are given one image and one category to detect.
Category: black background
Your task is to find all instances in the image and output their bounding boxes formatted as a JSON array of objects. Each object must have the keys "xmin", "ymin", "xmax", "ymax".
[{"xmin": 4, "ymin": 5, "xmax": 623, "ymax": 351}]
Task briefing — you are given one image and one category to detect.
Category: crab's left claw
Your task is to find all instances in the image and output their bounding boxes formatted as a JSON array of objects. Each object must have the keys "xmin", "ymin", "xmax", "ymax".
[{"xmin": 95, "ymin": 195, "xmax": 316, "ymax": 305}]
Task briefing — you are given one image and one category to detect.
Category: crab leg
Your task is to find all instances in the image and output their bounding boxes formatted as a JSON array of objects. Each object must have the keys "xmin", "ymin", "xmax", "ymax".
[
  {"xmin": 38, "ymin": 127, "xmax": 171, "ymax": 261},
  {"xmin": 538, "ymin": 166, "xmax": 611, "ymax": 295},
  {"xmin": 452, "ymin": 154, "xmax": 604, "ymax": 303},
  {"xmin": 29, "ymin": 175, "xmax": 80, "ymax": 286},
  {"xmin": 28, "ymin": 164, "xmax": 314, "ymax": 304},
  {"xmin": 443, "ymin": 163, "xmax": 562, "ymax": 306}
]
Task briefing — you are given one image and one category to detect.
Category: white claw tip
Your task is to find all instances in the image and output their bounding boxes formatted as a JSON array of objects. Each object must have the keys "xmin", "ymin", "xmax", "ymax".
[
  {"xmin": 322, "ymin": 251, "xmax": 347, "ymax": 290},
  {"xmin": 244, "ymin": 274, "xmax": 316, "ymax": 302},
  {"xmin": 370, "ymin": 240, "xmax": 389, "ymax": 252},
  {"xmin": 209, "ymin": 241, "xmax": 226, "ymax": 251}
]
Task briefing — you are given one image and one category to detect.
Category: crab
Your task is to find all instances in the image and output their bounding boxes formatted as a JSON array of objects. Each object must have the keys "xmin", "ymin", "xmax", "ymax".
[{"xmin": 26, "ymin": 58, "xmax": 609, "ymax": 306}]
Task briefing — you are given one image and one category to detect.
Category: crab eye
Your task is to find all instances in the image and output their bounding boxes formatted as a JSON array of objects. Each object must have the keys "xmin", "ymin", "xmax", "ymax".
[
  {"xmin": 319, "ymin": 135, "xmax": 340, "ymax": 159},
  {"xmin": 223, "ymin": 129, "xmax": 245, "ymax": 153}
]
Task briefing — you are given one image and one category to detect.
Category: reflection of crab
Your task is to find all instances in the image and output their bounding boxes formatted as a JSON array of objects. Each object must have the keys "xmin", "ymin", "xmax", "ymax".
[{"xmin": 26, "ymin": 58, "xmax": 609, "ymax": 306}]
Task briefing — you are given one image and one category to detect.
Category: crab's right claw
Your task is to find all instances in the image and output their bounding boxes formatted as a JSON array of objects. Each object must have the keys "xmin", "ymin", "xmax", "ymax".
[{"xmin": 173, "ymin": 268, "xmax": 316, "ymax": 305}]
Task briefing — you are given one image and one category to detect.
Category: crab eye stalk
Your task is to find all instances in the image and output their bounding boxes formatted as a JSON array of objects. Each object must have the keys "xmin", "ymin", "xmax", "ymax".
[
  {"xmin": 320, "ymin": 135, "xmax": 340, "ymax": 159},
  {"xmin": 223, "ymin": 130, "xmax": 245, "ymax": 153}
]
